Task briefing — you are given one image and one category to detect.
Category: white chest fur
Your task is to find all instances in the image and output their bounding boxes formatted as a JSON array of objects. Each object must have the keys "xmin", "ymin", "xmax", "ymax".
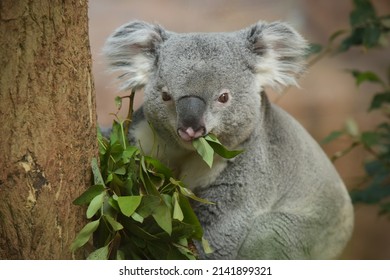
[{"xmin": 132, "ymin": 120, "xmax": 227, "ymax": 190}]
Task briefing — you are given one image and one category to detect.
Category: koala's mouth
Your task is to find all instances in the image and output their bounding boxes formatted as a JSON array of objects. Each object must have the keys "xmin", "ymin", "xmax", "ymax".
[{"xmin": 177, "ymin": 126, "xmax": 206, "ymax": 142}]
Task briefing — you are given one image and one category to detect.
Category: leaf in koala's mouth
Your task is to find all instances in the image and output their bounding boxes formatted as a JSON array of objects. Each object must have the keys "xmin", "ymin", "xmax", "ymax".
[{"xmin": 192, "ymin": 134, "xmax": 244, "ymax": 168}]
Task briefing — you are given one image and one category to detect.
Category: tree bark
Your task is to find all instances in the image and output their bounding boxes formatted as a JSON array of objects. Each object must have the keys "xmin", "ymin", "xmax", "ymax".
[{"xmin": 0, "ymin": 0, "xmax": 96, "ymax": 259}]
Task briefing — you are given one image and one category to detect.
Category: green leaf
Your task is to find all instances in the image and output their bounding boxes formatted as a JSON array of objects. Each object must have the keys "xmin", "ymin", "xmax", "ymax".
[
  {"xmin": 344, "ymin": 118, "xmax": 360, "ymax": 138},
  {"xmin": 110, "ymin": 120, "xmax": 128, "ymax": 149},
  {"xmin": 115, "ymin": 96, "xmax": 122, "ymax": 110},
  {"xmin": 139, "ymin": 157, "xmax": 161, "ymax": 195},
  {"xmin": 137, "ymin": 195, "xmax": 162, "ymax": 218},
  {"xmin": 152, "ymin": 202, "xmax": 172, "ymax": 235},
  {"xmin": 122, "ymin": 146, "xmax": 138, "ymax": 163},
  {"xmin": 86, "ymin": 192, "xmax": 105, "ymax": 219},
  {"xmin": 117, "ymin": 196, "xmax": 142, "ymax": 217},
  {"xmin": 360, "ymin": 131, "xmax": 380, "ymax": 147},
  {"xmin": 131, "ymin": 212, "xmax": 144, "ymax": 223},
  {"xmin": 321, "ymin": 130, "xmax": 344, "ymax": 144},
  {"xmin": 114, "ymin": 166, "xmax": 126, "ymax": 175},
  {"xmin": 121, "ymin": 219, "xmax": 159, "ymax": 241},
  {"xmin": 369, "ymin": 92, "xmax": 390, "ymax": 111},
  {"xmin": 143, "ymin": 156, "xmax": 173, "ymax": 179},
  {"xmin": 73, "ymin": 185, "xmax": 105, "ymax": 205},
  {"xmin": 104, "ymin": 215, "xmax": 124, "ymax": 231},
  {"xmin": 169, "ymin": 177, "xmax": 213, "ymax": 204},
  {"xmin": 192, "ymin": 137, "xmax": 214, "ymax": 168},
  {"xmin": 91, "ymin": 157, "xmax": 105, "ymax": 186},
  {"xmin": 173, "ymin": 192, "xmax": 184, "ymax": 221},
  {"xmin": 97, "ymin": 127, "xmax": 109, "ymax": 155},
  {"xmin": 379, "ymin": 202, "xmax": 390, "ymax": 216},
  {"xmin": 350, "ymin": 70, "xmax": 383, "ymax": 86},
  {"xmin": 363, "ymin": 25, "xmax": 381, "ymax": 48},
  {"xmin": 71, "ymin": 220, "xmax": 100, "ymax": 252},
  {"xmin": 177, "ymin": 195, "xmax": 204, "ymax": 240},
  {"xmin": 180, "ymin": 186, "xmax": 214, "ymax": 205},
  {"xmin": 204, "ymin": 134, "xmax": 243, "ymax": 159},
  {"xmin": 202, "ymin": 237, "xmax": 214, "ymax": 254},
  {"xmin": 307, "ymin": 43, "xmax": 323, "ymax": 56},
  {"xmin": 338, "ymin": 28, "xmax": 364, "ymax": 52},
  {"xmin": 173, "ymin": 239, "xmax": 196, "ymax": 260},
  {"xmin": 350, "ymin": 0, "xmax": 376, "ymax": 27},
  {"xmin": 87, "ymin": 245, "xmax": 109, "ymax": 260}
]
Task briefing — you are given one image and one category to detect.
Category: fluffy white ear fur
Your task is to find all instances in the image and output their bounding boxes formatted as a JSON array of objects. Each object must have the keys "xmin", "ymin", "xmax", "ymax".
[
  {"xmin": 104, "ymin": 20, "xmax": 308, "ymax": 92},
  {"xmin": 103, "ymin": 21, "xmax": 166, "ymax": 91},
  {"xmin": 246, "ymin": 21, "xmax": 309, "ymax": 91}
]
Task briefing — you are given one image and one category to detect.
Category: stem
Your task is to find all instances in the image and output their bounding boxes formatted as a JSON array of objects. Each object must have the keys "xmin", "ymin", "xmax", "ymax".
[
  {"xmin": 124, "ymin": 89, "xmax": 136, "ymax": 137},
  {"xmin": 120, "ymin": 120, "xmax": 127, "ymax": 150},
  {"xmin": 307, "ymin": 46, "xmax": 332, "ymax": 68},
  {"xmin": 331, "ymin": 141, "xmax": 360, "ymax": 162}
]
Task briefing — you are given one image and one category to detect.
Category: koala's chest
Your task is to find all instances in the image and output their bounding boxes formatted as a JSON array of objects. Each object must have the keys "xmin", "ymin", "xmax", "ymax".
[{"xmin": 132, "ymin": 120, "xmax": 227, "ymax": 190}]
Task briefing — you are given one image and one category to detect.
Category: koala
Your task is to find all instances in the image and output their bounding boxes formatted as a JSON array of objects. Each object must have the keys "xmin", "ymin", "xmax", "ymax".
[{"xmin": 103, "ymin": 20, "xmax": 354, "ymax": 259}]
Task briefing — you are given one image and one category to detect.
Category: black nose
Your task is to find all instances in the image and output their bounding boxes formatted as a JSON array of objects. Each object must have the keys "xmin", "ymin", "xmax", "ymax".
[{"xmin": 176, "ymin": 96, "xmax": 206, "ymax": 141}]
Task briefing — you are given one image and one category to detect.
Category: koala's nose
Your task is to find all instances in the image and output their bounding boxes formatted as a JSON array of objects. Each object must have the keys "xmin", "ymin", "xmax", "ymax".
[{"xmin": 176, "ymin": 96, "xmax": 207, "ymax": 141}]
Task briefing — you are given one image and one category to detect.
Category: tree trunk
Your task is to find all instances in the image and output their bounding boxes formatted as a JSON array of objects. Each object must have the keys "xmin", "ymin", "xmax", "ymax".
[{"xmin": 0, "ymin": 0, "xmax": 96, "ymax": 259}]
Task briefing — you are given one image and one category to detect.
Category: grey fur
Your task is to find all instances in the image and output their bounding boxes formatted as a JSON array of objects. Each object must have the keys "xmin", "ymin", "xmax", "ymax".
[{"xmin": 104, "ymin": 20, "xmax": 353, "ymax": 259}]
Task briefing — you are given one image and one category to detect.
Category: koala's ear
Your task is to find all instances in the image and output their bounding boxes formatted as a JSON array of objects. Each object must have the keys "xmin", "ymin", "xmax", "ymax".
[
  {"xmin": 244, "ymin": 21, "xmax": 308, "ymax": 91},
  {"xmin": 103, "ymin": 21, "xmax": 169, "ymax": 91}
]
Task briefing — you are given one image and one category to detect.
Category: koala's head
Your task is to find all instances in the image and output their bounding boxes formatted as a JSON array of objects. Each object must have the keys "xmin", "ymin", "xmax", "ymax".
[{"xmin": 104, "ymin": 20, "xmax": 308, "ymax": 149}]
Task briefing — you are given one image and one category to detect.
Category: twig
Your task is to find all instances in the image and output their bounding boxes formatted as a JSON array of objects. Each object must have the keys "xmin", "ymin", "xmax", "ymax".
[{"xmin": 124, "ymin": 89, "xmax": 136, "ymax": 137}]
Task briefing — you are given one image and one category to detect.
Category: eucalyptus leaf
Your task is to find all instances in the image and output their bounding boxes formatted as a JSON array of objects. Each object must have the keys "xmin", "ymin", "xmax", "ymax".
[
  {"xmin": 192, "ymin": 137, "xmax": 214, "ymax": 168},
  {"xmin": 131, "ymin": 212, "xmax": 144, "ymax": 223},
  {"xmin": 369, "ymin": 92, "xmax": 390, "ymax": 111},
  {"xmin": 87, "ymin": 245, "xmax": 109, "ymax": 260},
  {"xmin": 173, "ymin": 192, "xmax": 184, "ymax": 221},
  {"xmin": 139, "ymin": 157, "xmax": 161, "ymax": 195},
  {"xmin": 143, "ymin": 156, "xmax": 173, "ymax": 178},
  {"xmin": 350, "ymin": 70, "xmax": 383, "ymax": 86},
  {"xmin": 173, "ymin": 242, "xmax": 196, "ymax": 260},
  {"xmin": 122, "ymin": 146, "xmax": 138, "ymax": 162},
  {"xmin": 202, "ymin": 237, "xmax": 214, "ymax": 254},
  {"xmin": 177, "ymin": 195, "xmax": 204, "ymax": 240},
  {"xmin": 114, "ymin": 166, "xmax": 126, "ymax": 175},
  {"xmin": 321, "ymin": 130, "xmax": 344, "ymax": 145},
  {"xmin": 307, "ymin": 43, "xmax": 323, "ymax": 56},
  {"xmin": 104, "ymin": 215, "xmax": 124, "ymax": 231},
  {"xmin": 115, "ymin": 96, "xmax": 123, "ymax": 110},
  {"xmin": 152, "ymin": 203, "xmax": 172, "ymax": 235},
  {"xmin": 97, "ymin": 127, "xmax": 109, "ymax": 155},
  {"xmin": 178, "ymin": 184, "xmax": 214, "ymax": 205},
  {"xmin": 117, "ymin": 196, "xmax": 142, "ymax": 217},
  {"xmin": 350, "ymin": 0, "xmax": 376, "ymax": 27},
  {"xmin": 204, "ymin": 134, "xmax": 243, "ymax": 159},
  {"xmin": 91, "ymin": 157, "xmax": 105, "ymax": 186},
  {"xmin": 137, "ymin": 195, "xmax": 162, "ymax": 218},
  {"xmin": 71, "ymin": 220, "xmax": 100, "ymax": 252},
  {"xmin": 360, "ymin": 131, "xmax": 380, "ymax": 147},
  {"xmin": 363, "ymin": 25, "xmax": 381, "ymax": 48},
  {"xmin": 86, "ymin": 192, "xmax": 105, "ymax": 219},
  {"xmin": 344, "ymin": 118, "xmax": 360, "ymax": 138},
  {"xmin": 73, "ymin": 185, "xmax": 105, "ymax": 206}
]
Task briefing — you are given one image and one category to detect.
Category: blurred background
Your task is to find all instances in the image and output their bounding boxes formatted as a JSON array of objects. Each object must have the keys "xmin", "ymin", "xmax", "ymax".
[{"xmin": 88, "ymin": 0, "xmax": 390, "ymax": 259}]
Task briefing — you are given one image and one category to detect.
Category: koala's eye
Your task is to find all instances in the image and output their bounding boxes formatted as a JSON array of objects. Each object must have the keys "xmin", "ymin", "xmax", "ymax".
[
  {"xmin": 161, "ymin": 91, "xmax": 172, "ymax": 102},
  {"xmin": 218, "ymin": 92, "xmax": 229, "ymax": 103}
]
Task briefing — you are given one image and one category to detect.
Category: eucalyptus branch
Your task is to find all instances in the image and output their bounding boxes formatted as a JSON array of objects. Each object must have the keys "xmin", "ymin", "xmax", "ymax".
[
  {"xmin": 123, "ymin": 89, "xmax": 136, "ymax": 137},
  {"xmin": 331, "ymin": 141, "xmax": 360, "ymax": 162}
]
